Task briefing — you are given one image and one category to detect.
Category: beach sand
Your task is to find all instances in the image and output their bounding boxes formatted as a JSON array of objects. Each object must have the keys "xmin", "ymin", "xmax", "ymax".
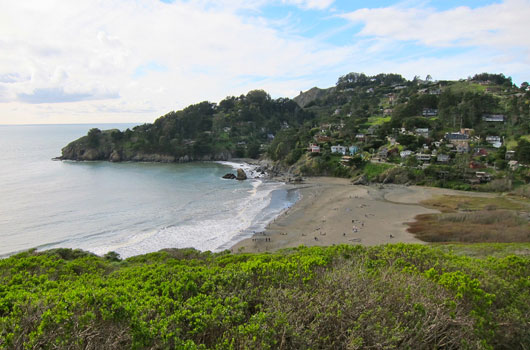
[{"xmin": 231, "ymin": 177, "xmax": 492, "ymax": 253}]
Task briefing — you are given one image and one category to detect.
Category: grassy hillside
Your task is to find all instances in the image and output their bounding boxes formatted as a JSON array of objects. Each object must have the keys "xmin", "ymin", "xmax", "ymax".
[{"xmin": 1, "ymin": 244, "xmax": 529, "ymax": 349}]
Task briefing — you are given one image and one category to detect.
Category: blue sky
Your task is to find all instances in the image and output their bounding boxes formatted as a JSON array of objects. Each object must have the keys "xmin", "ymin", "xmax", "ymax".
[{"xmin": 0, "ymin": 0, "xmax": 528, "ymax": 124}]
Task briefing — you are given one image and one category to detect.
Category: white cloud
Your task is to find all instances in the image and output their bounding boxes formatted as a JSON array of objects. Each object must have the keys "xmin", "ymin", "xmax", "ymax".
[
  {"xmin": 0, "ymin": 0, "xmax": 346, "ymax": 123},
  {"xmin": 340, "ymin": 0, "xmax": 530, "ymax": 50},
  {"xmin": 282, "ymin": 0, "xmax": 335, "ymax": 10}
]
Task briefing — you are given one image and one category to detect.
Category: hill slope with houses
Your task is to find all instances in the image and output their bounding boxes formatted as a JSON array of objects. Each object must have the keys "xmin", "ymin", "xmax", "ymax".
[{"xmin": 59, "ymin": 72, "xmax": 530, "ymax": 191}]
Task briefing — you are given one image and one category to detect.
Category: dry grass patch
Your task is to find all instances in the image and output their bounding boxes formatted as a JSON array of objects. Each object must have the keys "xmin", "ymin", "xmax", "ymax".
[
  {"xmin": 407, "ymin": 210, "xmax": 530, "ymax": 243},
  {"xmin": 421, "ymin": 195, "xmax": 529, "ymax": 213}
]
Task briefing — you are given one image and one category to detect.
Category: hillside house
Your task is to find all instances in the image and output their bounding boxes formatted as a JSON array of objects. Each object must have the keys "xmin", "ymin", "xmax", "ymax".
[
  {"xmin": 437, "ymin": 154, "xmax": 450, "ymax": 163},
  {"xmin": 508, "ymin": 160, "xmax": 519, "ymax": 170},
  {"xmin": 505, "ymin": 150, "xmax": 515, "ymax": 160},
  {"xmin": 422, "ymin": 108, "xmax": 438, "ymax": 117},
  {"xmin": 469, "ymin": 161, "xmax": 485, "ymax": 169},
  {"xmin": 485, "ymin": 136, "xmax": 502, "ymax": 147},
  {"xmin": 355, "ymin": 134, "xmax": 366, "ymax": 141},
  {"xmin": 341, "ymin": 156, "xmax": 352, "ymax": 165},
  {"xmin": 416, "ymin": 153, "xmax": 431, "ymax": 162},
  {"xmin": 455, "ymin": 143, "xmax": 470, "ymax": 153},
  {"xmin": 331, "ymin": 145, "xmax": 347, "ymax": 155},
  {"xmin": 383, "ymin": 108, "xmax": 393, "ymax": 116},
  {"xmin": 460, "ymin": 128, "xmax": 474, "ymax": 137},
  {"xmin": 315, "ymin": 135, "xmax": 331, "ymax": 143},
  {"xmin": 474, "ymin": 148, "xmax": 489, "ymax": 156},
  {"xmin": 445, "ymin": 132, "xmax": 469, "ymax": 143},
  {"xmin": 400, "ymin": 150, "xmax": 413, "ymax": 159},
  {"xmin": 267, "ymin": 133, "xmax": 275, "ymax": 140},
  {"xmin": 309, "ymin": 144, "xmax": 320, "ymax": 153},
  {"xmin": 475, "ymin": 172, "xmax": 492, "ymax": 182},
  {"xmin": 415, "ymin": 128, "xmax": 429, "ymax": 138},
  {"xmin": 482, "ymin": 114, "xmax": 505, "ymax": 122},
  {"xmin": 379, "ymin": 148, "xmax": 389, "ymax": 159},
  {"xmin": 349, "ymin": 146, "xmax": 359, "ymax": 155}
]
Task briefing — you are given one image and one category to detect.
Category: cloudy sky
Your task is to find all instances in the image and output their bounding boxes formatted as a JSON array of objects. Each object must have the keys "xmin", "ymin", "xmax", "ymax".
[{"xmin": 1, "ymin": 0, "xmax": 529, "ymax": 124}]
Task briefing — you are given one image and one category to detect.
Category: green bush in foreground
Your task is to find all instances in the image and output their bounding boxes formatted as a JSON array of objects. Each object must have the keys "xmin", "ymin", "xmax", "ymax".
[{"xmin": 0, "ymin": 244, "xmax": 529, "ymax": 349}]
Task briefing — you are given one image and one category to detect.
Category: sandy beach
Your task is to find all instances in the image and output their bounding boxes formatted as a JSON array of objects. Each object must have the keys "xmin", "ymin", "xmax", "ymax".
[{"xmin": 232, "ymin": 177, "xmax": 493, "ymax": 253}]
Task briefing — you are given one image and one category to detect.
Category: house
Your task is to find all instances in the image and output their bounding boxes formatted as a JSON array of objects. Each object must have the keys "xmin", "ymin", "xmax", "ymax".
[
  {"xmin": 437, "ymin": 154, "xmax": 450, "ymax": 163},
  {"xmin": 485, "ymin": 136, "xmax": 502, "ymax": 145},
  {"xmin": 415, "ymin": 128, "xmax": 429, "ymax": 138},
  {"xmin": 281, "ymin": 121, "xmax": 290, "ymax": 129},
  {"xmin": 387, "ymin": 93, "xmax": 397, "ymax": 104},
  {"xmin": 400, "ymin": 150, "xmax": 413, "ymax": 159},
  {"xmin": 333, "ymin": 109, "xmax": 341, "ymax": 116},
  {"xmin": 315, "ymin": 135, "xmax": 331, "ymax": 143},
  {"xmin": 223, "ymin": 127, "xmax": 231, "ymax": 133},
  {"xmin": 379, "ymin": 147, "xmax": 388, "ymax": 159},
  {"xmin": 469, "ymin": 161, "xmax": 485, "ymax": 169},
  {"xmin": 508, "ymin": 160, "xmax": 519, "ymax": 170},
  {"xmin": 474, "ymin": 148, "xmax": 489, "ymax": 156},
  {"xmin": 267, "ymin": 133, "xmax": 275, "ymax": 140},
  {"xmin": 416, "ymin": 153, "xmax": 431, "ymax": 162},
  {"xmin": 349, "ymin": 145, "xmax": 359, "ymax": 155},
  {"xmin": 460, "ymin": 128, "xmax": 474, "ymax": 137},
  {"xmin": 309, "ymin": 144, "xmax": 320, "ymax": 153},
  {"xmin": 455, "ymin": 143, "xmax": 470, "ymax": 153},
  {"xmin": 422, "ymin": 108, "xmax": 438, "ymax": 117},
  {"xmin": 482, "ymin": 114, "xmax": 505, "ymax": 122},
  {"xmin": 383, "ymin": 108, "xmax": 393, "ymax": 116},
  {"xmin": 505, "ymin": 150, "xmax": 515, "ymax": 160},
  {"xmin": 475, "ymin": 172, "xmax": 492, "ymax": 182},
  {"xmin": 331, "ymin": 145, "xmax": 347, "ymax": 155},
  {"xmin": 445, "ymin": 132, "xmax": 468, "ymax": 142},
  {"xmin": 341, "ymin": 156, "xmax": 353, "ymax": 165},
  {"xmin": 355, "ymin": 134, "xmax": 366, "ymax": 141},
  {"xmin": 366, "ymin": 126, "xmax": 378, "ymax": 135}
]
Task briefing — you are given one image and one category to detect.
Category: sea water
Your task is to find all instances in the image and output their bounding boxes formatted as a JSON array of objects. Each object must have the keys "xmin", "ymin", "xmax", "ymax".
[{"xmin": 0, "ymin": 124, "xmax": 298, "ymax": 258}]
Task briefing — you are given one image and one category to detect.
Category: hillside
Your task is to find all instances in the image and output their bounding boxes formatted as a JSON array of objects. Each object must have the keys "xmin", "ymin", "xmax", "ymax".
[
  {"xmin": 58, "ymin": 72, "xmax": 530, "ymax": 190},
  {"xmin": 1, "ymin": 244, "xmax": 529, "ymax": 349}
]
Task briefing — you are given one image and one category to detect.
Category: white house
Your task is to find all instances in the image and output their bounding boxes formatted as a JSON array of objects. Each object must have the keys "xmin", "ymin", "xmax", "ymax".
[
  {"xmin": 331, "ymin": 145, "xmax": 347, "ymax": 155},
  {"xmin": 437, "ymin": 154, "xmax": 450, "ymax": 163},
  {"xmin": 485, "ymin": 136, "xmax": 502, "ymax": 144},
  {"xmin": 400, "ymin": 150, "xmax": 413, "ymax": 159},
  {"xmin": 416, "ymin": 128, "xmax": 429, "ymax": 138},
  {"xmin": 482, "ymin": 114, "xmax": 505, "ymax": 122}
]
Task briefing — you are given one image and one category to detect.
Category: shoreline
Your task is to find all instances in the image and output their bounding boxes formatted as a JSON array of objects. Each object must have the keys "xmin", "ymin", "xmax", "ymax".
[{"xmin": 231, "ymin": 177, "xmax": 495, "ymax": 253}]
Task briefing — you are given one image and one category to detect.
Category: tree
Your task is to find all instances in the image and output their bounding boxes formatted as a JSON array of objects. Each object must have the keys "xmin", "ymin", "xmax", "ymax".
[
  {"xmin": 515, "ymin": 139, "xmax": 530, "ymax": 163},
  {"xmin": 86, "ymin": 128, "xmax": 101, "ymax": 148}
]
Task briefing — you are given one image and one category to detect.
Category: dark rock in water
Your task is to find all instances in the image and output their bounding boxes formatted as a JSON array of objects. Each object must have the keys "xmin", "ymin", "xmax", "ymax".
[
  {"xmin": 222, "ymin": 173, "xmax": 236, "ymax": 179},
  {"xmin": 236, "ymin": 168, "xmax": 247, "ymax": 180}
]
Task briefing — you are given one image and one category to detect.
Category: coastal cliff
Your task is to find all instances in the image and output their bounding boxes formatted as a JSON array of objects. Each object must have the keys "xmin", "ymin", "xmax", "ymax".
[{"xmin": 59, "ymin": 129, "xmax": 233, "ymax": 163}]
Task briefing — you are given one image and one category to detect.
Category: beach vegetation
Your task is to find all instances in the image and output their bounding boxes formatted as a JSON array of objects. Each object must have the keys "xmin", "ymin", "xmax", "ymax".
[{"xmin": 1, "ymin": 244, "xmax": 529, "ymax": 349}]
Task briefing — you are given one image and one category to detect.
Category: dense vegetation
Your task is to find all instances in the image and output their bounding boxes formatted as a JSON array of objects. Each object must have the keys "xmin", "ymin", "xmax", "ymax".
[
  {"xmin": 1, "ymin": 244, "xmax": 529, "ymax": 349},
  {"xmin": 61, "ymin": 72, "xmax": 530, "ymax": 191}
]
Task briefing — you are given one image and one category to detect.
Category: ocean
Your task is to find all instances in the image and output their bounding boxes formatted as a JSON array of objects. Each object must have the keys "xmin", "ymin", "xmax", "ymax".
[{"xmin": 0, "ymin": 124, "xmax": 298, "ymax": 258}]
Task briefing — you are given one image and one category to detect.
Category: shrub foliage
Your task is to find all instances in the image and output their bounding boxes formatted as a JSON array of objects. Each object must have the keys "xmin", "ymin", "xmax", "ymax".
[{"xmin": 0, "ymin": 244, "xmax": 529, "ymax": 349}]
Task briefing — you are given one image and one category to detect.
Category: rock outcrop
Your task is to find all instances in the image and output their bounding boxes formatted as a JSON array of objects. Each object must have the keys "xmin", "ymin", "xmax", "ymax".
[
  {"xmin": 222, "ymin": 173, "xmax": 236, "ymax": 179},
  {"xmin": 236, "ymin": 168, "xmax": 247, "ymax": 180}
]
